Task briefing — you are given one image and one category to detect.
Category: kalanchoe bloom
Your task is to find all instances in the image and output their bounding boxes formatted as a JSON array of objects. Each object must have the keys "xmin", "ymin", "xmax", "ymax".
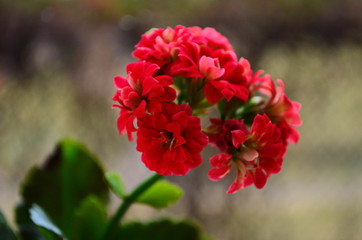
[
  {"xmin": 113, "ymin": 25, "xmax": 301, "ymax": 193},
  {"xmin": 199, "ymin": 27, "xmax": 234, "ymax": 52},
  {"xmin": 249, "ymin": 72, "xmax": 302, "ymax": 144},
  {"xmin": 202, "ymin": 57, "xmax": 251, "ymax": 104},
  {"xmin": 112, "ymin": 61, "xmax": 176, "ymax": 140},
  {"xmin": 133, "ymin": 25, "xmax": 233, "ymax": 65},
  {"xmin": 206, "ymin": 114, "xmax": 284, "ymax": 193},
  {"xmin": 133, "ymin": 25, "xmax": 248, "ymax": 106},
  {"xmin": 133, "ymin": 26, "xmax": 198, "ymax": 68},
  {"xmin": 136, "ymin": 103, "xmax": 208, "ymax": 176},
  {"xmin": 206, "ymin": 118, "xmax": 248, "ymax": 153},
  {"xmin": 168, "ymin": 41, "xmax": 204, "ymax": 78},
  {"xmin": 133, "ymin": 25, "xmax": 234, "ymax": 77}
]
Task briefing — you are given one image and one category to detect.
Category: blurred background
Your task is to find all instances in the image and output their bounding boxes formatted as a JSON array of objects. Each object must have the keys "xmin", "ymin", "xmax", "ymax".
[{"xmin": 1, "ymin": 0, "xmax": 362, "ymax": 239}]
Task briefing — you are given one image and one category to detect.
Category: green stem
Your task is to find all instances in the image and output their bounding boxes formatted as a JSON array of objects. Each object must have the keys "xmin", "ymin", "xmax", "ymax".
[
  {"xmin": 235, "ymin": 102, "xmax": 257, "ymax": 119},
  {"xmin": 100, "ymin": 173, "xmax": 164, "ymax": 240}
]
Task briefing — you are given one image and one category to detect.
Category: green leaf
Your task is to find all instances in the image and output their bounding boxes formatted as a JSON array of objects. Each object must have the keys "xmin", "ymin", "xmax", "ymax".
[
  {"xmin": 137, "ymin": 180, "xmax": 183, "ymax": 209},
  {"xmin": 37, "ymin": 228, "xmax": 63, "ymax": 240},
  {"xmin": 73, "ymin": 196, "xmax": 107, "ymax": 240},
  {"xmin": 115, "ymin": 219, "xmax": 203, "ymax": 240},
  {"xmin": 0, "ymin": 209, "xmax": 17, "ymax": 240},
  {"xmin": 105, "ymin": 172, "xmax": 127, "ymax": 199},
  {"xmin": 19, "ymin": 139, "xmax": 109, "ymax": 239}
]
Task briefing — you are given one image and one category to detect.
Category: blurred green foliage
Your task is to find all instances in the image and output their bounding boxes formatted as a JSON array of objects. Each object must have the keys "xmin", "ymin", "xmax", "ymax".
[
  {"xmin": 18, "ymin": 139, "xmax": 109, "ymax": 239},
  {"xmin": 11, "ymin": 140, "xmax": 206, "ymax": 240},
  {"xmin": 0, "ymin": 210, "xmax": 17, "ymax": 240}
]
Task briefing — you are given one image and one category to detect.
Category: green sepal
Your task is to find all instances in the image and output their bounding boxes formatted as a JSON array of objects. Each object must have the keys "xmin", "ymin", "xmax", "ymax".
[
  {"xmin": 137, "ymin": 180, "xmax": 183, "ymax": 209},
  {"xmin": 105, "ymin": 172, "xmax": 127, "ymax": 199}
]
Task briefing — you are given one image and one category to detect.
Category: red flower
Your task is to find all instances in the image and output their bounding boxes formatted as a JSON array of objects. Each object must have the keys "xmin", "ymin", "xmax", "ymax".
[
  {"xmin": 133, "ymin": 25, "xmax": 234, "ymax": 77},
  {"xmin": 202, "ymin": 57, "xmax": 251, "ymax": 104},
  {"xmin": 136, "ymin": 103, "xmax": 208, "ymax": 176},
  {"xmin": 250, "ymin": 73, "xmax": 302, "ymax": 144},
  {"xmin": 206, "ymin": 118, "xmax": 248, "ymax": 153},
  {"xmin": 133, "ymin": 25, "xmax": 247, "ymax": 106},
  {"xmin": 167, "ymin": 41, "xmax": 204, "ymax": 78},
  {"xmin": 206, "ymin": 114, "xmax": 284, "ymax": 193},
  {"xmin": 200, "ymin": 27, "xmax": 234, "ymax": 52},
  {"xmin": 112, "ymin": 61, "xmax": 176, "ymax": 140},
  {"xmin": 133, "ymin": 25, "xmax": 204, "ymax": 69}
]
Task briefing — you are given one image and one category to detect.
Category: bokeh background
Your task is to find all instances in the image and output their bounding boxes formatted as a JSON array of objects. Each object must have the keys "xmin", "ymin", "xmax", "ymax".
[{"xmin": 1, "ymin": 0, "xmax": 362, "ymax": 239}]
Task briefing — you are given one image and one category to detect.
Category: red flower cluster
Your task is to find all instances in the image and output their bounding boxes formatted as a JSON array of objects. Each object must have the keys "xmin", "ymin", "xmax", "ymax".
[
  {"xmin": 206, "ymin": 114, "xmax": 284, "ymax": 193},
  {"xmin": 133, "ymin": 25, "xmax": 250, "ymax": 107},
  {"xmin": 113, "ymin": 61, "xmax": 207, "ymax": 176},
  {"xmin": 113, "ymin": 25, "xmax": 302, "ymax": 192}
]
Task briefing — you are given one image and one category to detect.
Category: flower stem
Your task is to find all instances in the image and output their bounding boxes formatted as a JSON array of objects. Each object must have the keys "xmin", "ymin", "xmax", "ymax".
[
  {"xmin": 100, "ymin": 173, "xmax": 163, "ymax": 240},
  {"xmin": 235, "ymin": 102, "xmax": 257, "ymax": 119}
]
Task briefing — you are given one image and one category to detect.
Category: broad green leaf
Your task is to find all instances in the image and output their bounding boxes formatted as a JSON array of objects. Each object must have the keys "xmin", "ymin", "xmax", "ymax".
[
  {"xmin": 19, "ymin": 139, "xmax": 109, "ymax": 239},
  {"xmin": 30, "ymin": 205, "xmax": 65, "ymax": 239},
  {"xmin": 137, "ymin": 180, "xmax": 183, "ymax": 209},
  {"xmin": 73, "ymin": 196, "xmax": 107, "ymax": 240},
  {"xmin": 37, "ymin": 228, "xmax": 63, "ymax": 240},
  {"xmin": 105, "ymin": 172, "xmax": 127, "ymax": 198},
  {"xmin": 115, "ymin": 219, "xmax": 203, "ymax": 240},
  {"xmin": 0, "ymin": 209, "xmax": 17, "ymax": 240}
]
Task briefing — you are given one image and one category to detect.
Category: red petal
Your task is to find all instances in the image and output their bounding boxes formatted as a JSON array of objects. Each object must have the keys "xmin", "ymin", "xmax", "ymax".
[
  {"xmin": 231, "ymin": 130, "xmax": 246, "ymax": 148},
  {"xmin": 142, "ymin": 76, "xmax": 159, "ymax": 95},
  {"xmin": 133, "ymin": 100, "xmax": 147, "ymax": 118},
  {"xmin": 152, "ymin": 113, "xmax": 169, "ymax": 131},
  {"xmin": 171, "ymin": 111, "xmax": 189, "ymax": 131},
  {"xmin": 221, "ymin": 87, "xmax": 234, "ymax": 101},
  {"xmin": 208, "ymin": 166, "xmax": 231, "ymax": 181},
  {"xmin": 241, "ymin": 146, "xmax": 259, "ymax": 162},
  {"xmin": 199, "ymin": 56, "xmax": 225, "ymax": 79},
  {"xmin": 188, "ymin": 152, "xmax": 203, "ymax": 168},
  {"xmin": 209, "ymin": 154, "xmax": 232, "ymax": 168},
  {"xmin": 114, "ymin": 76, "xmax": 129, "ymax": 88},
  {"xmin": 226, "ymin": 169, "xmax": 244, "ymax": 194},
  {"xmin": 155, "ymin": 75, "xmax": 174, "ymax": 86},
  {"xmin": 204, "ymin": 82, "xmax": 223, "ymax": 104},
  {"xmin": 254, "ymin": 168, "xmax": 268, "ymax": 189},
  {"xmin": 147, "ymin": 100, "xmax": 162, "ymax": 113},
  {"xmin": 166, "ymin": 122, "xmax": 181, "ymax": 136}
]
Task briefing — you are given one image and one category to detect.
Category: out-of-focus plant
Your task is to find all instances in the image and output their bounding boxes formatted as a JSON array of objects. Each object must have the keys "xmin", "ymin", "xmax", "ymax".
[{"xmin": 0, "ymin": 25, "xmax": 301, "ymax": 240}]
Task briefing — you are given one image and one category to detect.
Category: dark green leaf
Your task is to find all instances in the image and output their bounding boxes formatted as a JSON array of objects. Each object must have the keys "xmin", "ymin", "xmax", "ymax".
[
  {"xmin": 105, "ymin": 172, "xmax": 127, "ymax": 199},
  {"xmin": 115, "ymin": 219, "xmax": 203, "ymax": 240},
  {"xmin": 20, "ymin": 139, "xmax": 109, "ymax": 239},
  {"xmin": 37, "ymin": 228, "xmax": 64, "ymax": 240},
  {"xmin": 137, "ymin": 180, "xmax": 183, "ymax": 209},
  {"xmin": 72, "ymin": 196, "xmax": 107, "ymax": 240},
  {"xmin": 0, "ymin": 209, "xmax": 17, "ymax": 240}
]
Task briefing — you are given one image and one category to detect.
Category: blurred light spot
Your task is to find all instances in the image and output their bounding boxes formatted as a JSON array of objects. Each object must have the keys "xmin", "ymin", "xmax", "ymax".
[
  {"xmin": 118, "ymin": 15, "xmax": 137, "ymax": 31},
  {"xmin": 41, "ymin": 8, "xmax": 55, "ymax": 23}
]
